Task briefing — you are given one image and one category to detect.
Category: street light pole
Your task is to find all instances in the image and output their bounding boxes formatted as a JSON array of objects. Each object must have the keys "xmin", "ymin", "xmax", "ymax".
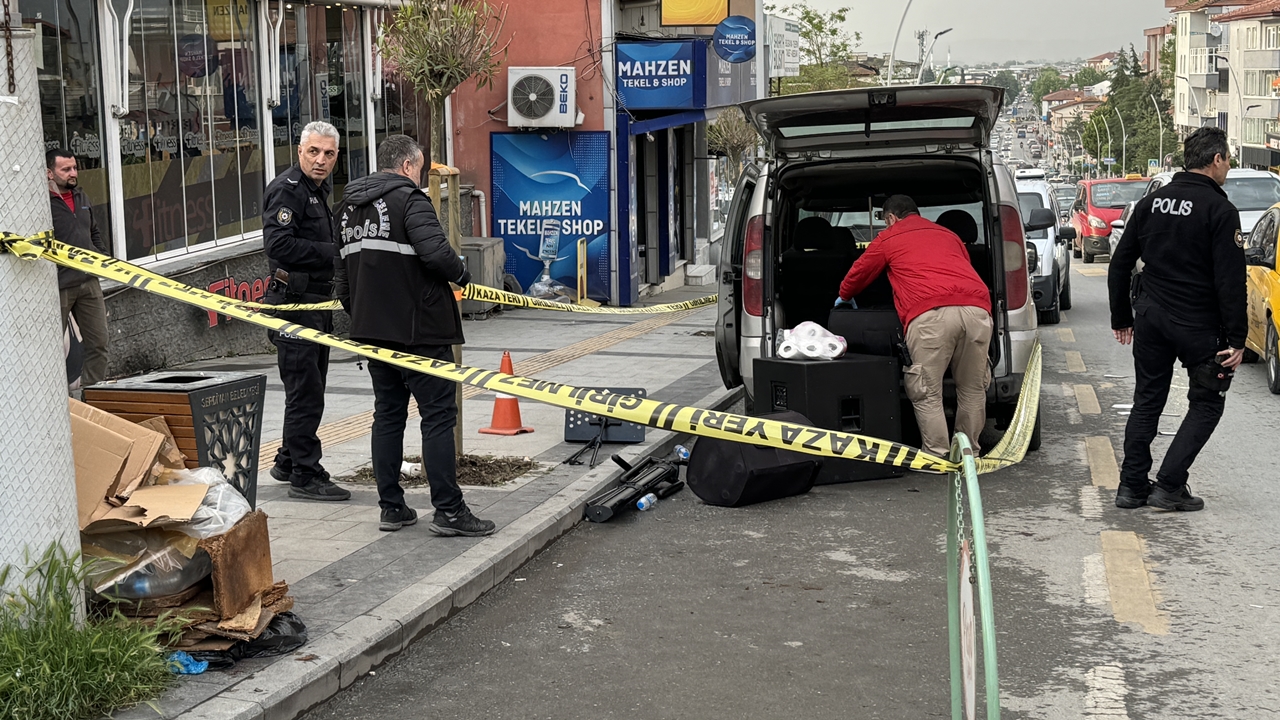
[
  {"xmin": 1089, "ymin": 115, "xmax": 1103, "ymax": 178},
  {"xmin": 1114, "ymin": 107, "xmax": 1127, "ymax": 175},
  {"xmin": 885, "ymin": 0, "xmax": 914, "ymax": 85},
  {"xmin": 1075, "ymin": 130, "xmax": 1086, "ymax": 177},
  {"xmin": 917, "ymin": 28, "xmax": 953, "ymax": 84},
  {"xmin": 1150, "ymin": 93, "xmax": 1164, "ymax": 172},
  {"xmin": 1100, "ymin": 113, "xmax": 1114, "ymax": 178}
]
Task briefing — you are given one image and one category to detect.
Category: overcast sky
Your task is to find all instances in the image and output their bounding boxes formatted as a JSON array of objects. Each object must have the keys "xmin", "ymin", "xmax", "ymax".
[{"xmin": 792, "ymin": 0, "xmax": 1171, "ymax": 64}]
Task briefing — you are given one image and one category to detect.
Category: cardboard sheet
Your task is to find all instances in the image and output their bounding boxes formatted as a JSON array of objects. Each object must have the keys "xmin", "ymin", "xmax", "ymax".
[
  {"xmin": 70, "ymin": 413, "xmax": 132, "ymax": 528},
  {"xmin": 81, "ymin": 483, "xmax": 208, "ymax": 534},
  {"xmin": 69, "ymin": 398, "xmax": 166, "ymax": 500}
]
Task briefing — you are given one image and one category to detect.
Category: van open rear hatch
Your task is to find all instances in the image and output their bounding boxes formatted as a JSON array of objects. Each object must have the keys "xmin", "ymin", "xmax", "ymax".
[{"xmin": 742, "ymin": 85, "xmax": 1003, "ymax": 155}]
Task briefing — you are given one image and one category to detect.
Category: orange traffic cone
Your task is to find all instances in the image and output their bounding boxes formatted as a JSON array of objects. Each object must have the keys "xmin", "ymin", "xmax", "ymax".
[{"xmin": 479, "ymin": 351, "xmax": 534, "ymax": 436}]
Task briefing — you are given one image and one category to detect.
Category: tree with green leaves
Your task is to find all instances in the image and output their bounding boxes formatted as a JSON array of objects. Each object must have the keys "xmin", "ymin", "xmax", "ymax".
[
  {"xmin": 1031, "ymin": 68, "xmax": 1067, "ymax": 104},
  {"xmin": 990, "ymin": 70, "xmax": 1021, "ymax": 106},
  {"xmin": 1071, "ymin": 65, "xmax": 1107, "ymax": 88},
  {"xmin": 1074, "ymin": 52, "xmax": 1177, "ymax": 176},
  {"xmin": 380, "ymin": 0, "xmax": 509, "ymax": 164},
  {"xmin": 920, "ymin": 66, "xmax": 936, "ymax": 83},
  {"xmin": 771, "ymin": 4, "xmax": 861, "ymax": 67}
]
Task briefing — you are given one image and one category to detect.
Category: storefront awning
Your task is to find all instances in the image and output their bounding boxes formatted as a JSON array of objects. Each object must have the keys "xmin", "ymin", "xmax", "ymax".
[
  {"xmin": 338, "ymin": 0, "xmax": 406, "ymax": 8},
  {"xmin": 627, "ymin": 110, "xmax": 707, "ymax": 136}
]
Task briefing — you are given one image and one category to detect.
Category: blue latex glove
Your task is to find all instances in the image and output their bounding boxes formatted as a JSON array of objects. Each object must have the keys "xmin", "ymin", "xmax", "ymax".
[
  {"xmin": 834, "ymin": 297, "xmax": 857, "ymax": 309},
  {"xmin": 167, "ymin": 651, "xmax": 209, "ymax": 675}
]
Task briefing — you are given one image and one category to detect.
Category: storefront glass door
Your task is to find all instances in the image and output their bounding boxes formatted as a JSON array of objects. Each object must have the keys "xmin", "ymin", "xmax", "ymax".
[
  {"xmin": 114, "ymin": 0, "xmax": 264, "ymax": 261},
  {"xmin": 273, "ymin": 3, "xmax": 367, "ymax": 201}
]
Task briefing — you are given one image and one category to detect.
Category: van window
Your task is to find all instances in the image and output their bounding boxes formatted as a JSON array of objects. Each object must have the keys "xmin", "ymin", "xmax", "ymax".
[
  {"xmin": 829, "ymin": 202, "xmax": 987, "ymax": 245},
  {"xmin": 778, "ymin": 116, "xmax": 977, "ymax": 138},
  {"xmin": 1018, "ymin": 192, "xmax": 1049, "ymax": 239}
]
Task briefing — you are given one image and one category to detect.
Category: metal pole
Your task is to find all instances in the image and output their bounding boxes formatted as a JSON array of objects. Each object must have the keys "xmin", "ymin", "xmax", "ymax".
[
  {"xmin": 1101, "ymin": 114, "xmax": 1114, "ymax": 178},
  {"xmin": 1114, "ymin": 108, "xmax": 1127, "ymax": 175},
  {"xmin": 0, "ymin": 29, "xmax": 81, "ymax": 595},
  {"xmin": 885, "ymin": 0, "xmax": 914, "ymax": 85},
  {"xmin": 1075, "ymin": 130, "xmax": 1085, "ymax": 177},
  {"xmin": 917, "ymin": 28, "xmax": 952, "ymax": 84},
  {"xmin": 1089, "ymin": 116, "xmax": 1103, "ymax": 178},
  {"xmin": 1151, "ymin": 93, "xmax": 1164, "ymax": 172}
]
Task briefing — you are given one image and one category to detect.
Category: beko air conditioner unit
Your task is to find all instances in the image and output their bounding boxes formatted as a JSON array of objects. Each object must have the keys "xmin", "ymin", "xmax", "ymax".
[{"xmin": 508, "ymin": 67, "xmax": 576, "ymax": 128}]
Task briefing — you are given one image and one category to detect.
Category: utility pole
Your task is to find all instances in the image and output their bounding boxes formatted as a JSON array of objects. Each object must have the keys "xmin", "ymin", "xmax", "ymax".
[
  {"xmin": 1151, "ymin": 93, "xmax": 1164, "ymax": 172},
  {"xmin": 0, "ymin": 28, "xmax": 80, "ymax": 590}
]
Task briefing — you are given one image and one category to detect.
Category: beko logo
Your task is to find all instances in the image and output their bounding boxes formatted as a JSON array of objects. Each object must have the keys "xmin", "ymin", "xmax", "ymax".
[{"xmin": 559, "ymin": 73, "xmax": 570, "ymax": 113}]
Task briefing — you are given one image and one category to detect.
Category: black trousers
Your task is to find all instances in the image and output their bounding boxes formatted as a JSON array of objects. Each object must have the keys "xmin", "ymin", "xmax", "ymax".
[
  {"xmin": 367, "ymin": 345, "xmax": 464, "ymax": 514},
  {"xmin": 1121, "ymin": 296, "xmax": 1227, "ymax": 491},
  {"xmin": 267, "ymin": 302, "xmax": 333, "ymax": 485}
]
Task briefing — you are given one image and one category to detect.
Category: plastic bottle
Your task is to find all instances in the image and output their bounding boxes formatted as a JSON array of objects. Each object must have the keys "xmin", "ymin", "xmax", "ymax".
[
  {"xmin": 673, "ymin": 445, "xmax": 691, "ymax": 462},
  {"xmin": 636, "ymin": 493, "xmax": 658, "ymax": 511},
  {"xmin": 106, "ymin": 550, "xmax": 213, "ymax": 599}
]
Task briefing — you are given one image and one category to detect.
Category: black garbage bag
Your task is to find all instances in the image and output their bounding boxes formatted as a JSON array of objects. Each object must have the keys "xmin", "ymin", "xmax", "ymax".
[
  {"xmin": 182, "ymin": 613, "xmax": 309, "ymax": 671},
  {"xmin": 233, "ymin": 612, "xmax": 308, "ymax": 659}
]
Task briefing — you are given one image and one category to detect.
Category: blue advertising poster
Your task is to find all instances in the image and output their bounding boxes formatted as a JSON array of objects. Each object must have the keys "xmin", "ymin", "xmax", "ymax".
[
  {"xmin": 491, "ymin": 132, "xmax": 611, "ymax": 302},
  {"xmin": 712, "ymin": 15, "xmax": 756, "ymax": 63},
  {"xmin": 616, "ymin": 41, "xmax": 704, "ymax": 110}
]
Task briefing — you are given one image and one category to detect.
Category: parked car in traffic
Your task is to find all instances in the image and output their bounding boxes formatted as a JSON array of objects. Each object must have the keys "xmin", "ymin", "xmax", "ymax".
[
  {"xmin": 1016, "ymin": 169, "xmax": 1076, "ymax": 324},
  {"xmin": 1107, "ymin": 201, "xmax": 1138, "ymax": 258},
  {"xmin": 1070, "ymin": 178, "xmax": 1148, "ymax": 263},
  {"xmin": 1242, "ymin": 201, "xmax": 1280, "ymax": 393},
  {"xmin": 716, "ymin": 85, "xmax": 1047, "ymax": 443},
  {"xmin": 1145, "ymin": 168, "xmax": 1280, "ymax": 240}
]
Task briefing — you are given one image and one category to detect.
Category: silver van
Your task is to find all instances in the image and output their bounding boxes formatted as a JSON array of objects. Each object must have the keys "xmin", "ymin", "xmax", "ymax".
[{"xmin": 713, "ymin": 86, "xmax": 1048, "ymax": 442}]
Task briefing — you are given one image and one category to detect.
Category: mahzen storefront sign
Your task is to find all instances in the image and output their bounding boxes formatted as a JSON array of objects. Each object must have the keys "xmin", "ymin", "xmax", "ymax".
[{"xmin": 616, "ymin": 40, "xmax": 706, "ymax": 110}]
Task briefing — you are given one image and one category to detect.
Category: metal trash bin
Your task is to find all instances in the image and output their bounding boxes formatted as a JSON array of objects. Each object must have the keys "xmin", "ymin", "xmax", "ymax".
[{"xmin": 84, "ymin": 371, "xmax": 267, "ymax": 507}]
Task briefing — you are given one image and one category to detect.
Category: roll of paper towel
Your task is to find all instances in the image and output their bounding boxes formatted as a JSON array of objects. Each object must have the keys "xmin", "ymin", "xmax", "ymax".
[
  {"xmin": 778, "ymin": 340, "xmax": 803, "ymax": 359},
  {"xmin": 799, "ymin": 340, "xmax": 826, "ymax": 359},
  {"xmin": 793, "ymin": 322, "xmax": 826, "ymax": 340}
]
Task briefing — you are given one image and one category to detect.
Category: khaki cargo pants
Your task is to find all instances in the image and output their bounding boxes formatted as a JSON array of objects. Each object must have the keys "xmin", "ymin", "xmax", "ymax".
[{"xmin": 903, "ymin": 305, "xmax": 993, "ymax": 457}]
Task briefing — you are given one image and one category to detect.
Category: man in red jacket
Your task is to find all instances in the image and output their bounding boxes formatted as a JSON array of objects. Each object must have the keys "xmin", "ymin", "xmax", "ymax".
[{"xmin": 836, "ymin": 195, "xmax": 993, "ymax": 456}]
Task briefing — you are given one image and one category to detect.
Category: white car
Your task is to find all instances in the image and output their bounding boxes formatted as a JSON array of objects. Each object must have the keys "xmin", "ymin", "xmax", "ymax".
[
  {"xmin": 1016, "ymin": 169, "xmax": 1075, "ymax": 325},
  {"xmin": 1144, "ymin": 168, "xmax": 1280, "ymax": 239}
]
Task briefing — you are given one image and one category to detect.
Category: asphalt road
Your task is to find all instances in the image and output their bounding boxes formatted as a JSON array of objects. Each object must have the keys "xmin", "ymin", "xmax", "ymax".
[{"xmin": 300, "ymin": 253, "xmax": 1280, "ymax": 718}]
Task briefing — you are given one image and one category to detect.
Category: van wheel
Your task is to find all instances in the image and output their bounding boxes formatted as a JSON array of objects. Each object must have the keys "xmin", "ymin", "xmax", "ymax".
[
  {"xmin": 1038, "ymin": 305, "xmax": 1061, "ymax": 325},
  {"xmin": 1082, "ymin": 251, "xmax": 1095, "ymax": 264},
  {"xmin": 1059, "ymin": 274, "xmax": 1072, "ymax": 311},
  {"xmin": 1267, "ymin": 323, "xmax": 1280, "ymax": 395}
]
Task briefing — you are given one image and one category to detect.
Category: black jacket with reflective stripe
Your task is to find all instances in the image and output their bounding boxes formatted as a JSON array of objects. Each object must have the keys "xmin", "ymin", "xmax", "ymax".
[{"xmin": 334, "ymin": 172, "xmax": 467, "ymax": 347}]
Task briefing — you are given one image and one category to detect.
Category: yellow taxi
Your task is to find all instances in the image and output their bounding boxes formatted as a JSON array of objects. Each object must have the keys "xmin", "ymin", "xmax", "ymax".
[{"xmin": 1244, "ymin": 202, "xmax": 1280, "ymax": 393}]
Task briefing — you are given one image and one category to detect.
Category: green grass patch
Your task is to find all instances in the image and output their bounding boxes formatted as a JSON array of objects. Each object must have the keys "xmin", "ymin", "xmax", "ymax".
[{"xmin": 0, "ymin": 543, "xmax": 179, "ymax": 720}]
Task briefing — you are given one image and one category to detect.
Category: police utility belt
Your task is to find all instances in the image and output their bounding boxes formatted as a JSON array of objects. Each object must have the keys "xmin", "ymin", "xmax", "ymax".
[{"xmin": 269, "ymin": 268, "xmax": 332, "ymax": 301}]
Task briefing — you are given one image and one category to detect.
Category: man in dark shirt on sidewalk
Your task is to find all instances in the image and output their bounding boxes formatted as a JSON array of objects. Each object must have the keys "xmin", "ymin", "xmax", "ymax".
[
  {"xmin": 334, "ymin": 135, "xmax": 494, "ymax": 536},
  {"xmin": 1108, "ymin": 126, "xmax": 1246, "ymax": 512},
  {"xmin": 47, "ymin": 149, "xmax": 109, "ymax": 387}
]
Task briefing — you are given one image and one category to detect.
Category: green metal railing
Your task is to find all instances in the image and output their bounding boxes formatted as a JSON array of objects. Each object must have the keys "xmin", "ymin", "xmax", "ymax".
[{"xmin": 947, "ymin": 431, "xmax": 1000, "ymax": 720}]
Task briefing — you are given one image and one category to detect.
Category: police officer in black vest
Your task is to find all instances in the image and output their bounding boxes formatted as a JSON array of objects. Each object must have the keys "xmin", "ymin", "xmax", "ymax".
[
  {"xmin": 262, "ymin": 120, "xmax": 350, "ymax": 501},
  {"xmin": 1108, "ymin": 126, "xmax": 1247, "ymax": 512}
]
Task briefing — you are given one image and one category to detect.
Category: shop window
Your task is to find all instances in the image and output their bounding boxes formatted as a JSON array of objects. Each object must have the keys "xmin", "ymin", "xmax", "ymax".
[
  {"xmin": 21, "ymin": 0, "xmax": 112, "ymax": 250},
  {"xmin": 116, "ymin": 0, "xmax": 263, "ymax": 261},
  {"xmin": 273, "ymin": 4, "xmax": 367, "ymax": 203},
  {"xmin": 374, "ymin": 71, "xmax": 429, "ymax": 160}
]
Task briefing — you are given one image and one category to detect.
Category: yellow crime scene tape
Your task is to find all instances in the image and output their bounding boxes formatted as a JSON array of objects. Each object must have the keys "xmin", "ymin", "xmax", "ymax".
[
  {"xmin": 234, "ymin": 281, "xmax": 717, "ymax": 314},
  {"xmin": 1, "ymin": 233, "xmax": 1039, "ymax": 475}
]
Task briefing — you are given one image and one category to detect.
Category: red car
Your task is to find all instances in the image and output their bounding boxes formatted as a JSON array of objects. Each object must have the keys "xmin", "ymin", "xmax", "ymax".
[{"xmin": 1070, "ymin": 178, "xmax": 1149, "ymax": 263}]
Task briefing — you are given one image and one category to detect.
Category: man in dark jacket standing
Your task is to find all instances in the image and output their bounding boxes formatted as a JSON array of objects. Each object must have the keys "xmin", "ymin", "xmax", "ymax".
[
  {"xmin": 262, "ymin": 120, "xmax": 350, "ymax": 502},
  {"xmin": 1108, "ymin": 126, "xmax": 1246, "ymax": 512},
  {"xmin": 335, "ymin": 135, "xmax": 494, "ymax": 535},
  {"xmin": 47, "ymin": 149, "xmax": 109, "ymax": 387}
]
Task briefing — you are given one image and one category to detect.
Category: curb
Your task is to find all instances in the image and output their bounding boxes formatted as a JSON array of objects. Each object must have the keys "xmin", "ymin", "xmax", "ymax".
[{"xmin": 178, "ymin": 385, "xmax": 743, "ymax": 720}]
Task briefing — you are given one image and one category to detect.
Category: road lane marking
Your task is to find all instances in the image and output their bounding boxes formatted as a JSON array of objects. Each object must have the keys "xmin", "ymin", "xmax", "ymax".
[
  {"xmin": 1082, "ymin": 553, "xmax": 1109, "ymax": 606},
  {"xmin": 1074, "ymin": 385, "xmax": 1102, "ymax": 415},
  {"xmin": 1100, "ymin": 531, "xmax": 1169, "ymax": 635},
  {"xmin": 1059, "ymin": 328, "xmax": 1076, "ymax": 343},
  {"xmin": 1066, "ymin": 351, "xmax": 1087, "ymax": 373},
  {"xmin": 1079, "ymin": 485, "xmax": 1104, "ymax": 519},
  {"xmin": 1076, "ymin": 267, "xmax": 1108, "ymax": 277},
  {"xmin": 1086, "ymin": 436, "xmax": 1120, "ymax": 489},
  {"xmin": 1085, "ymin": 663, "xmax": 1131, "ymax": 719}
]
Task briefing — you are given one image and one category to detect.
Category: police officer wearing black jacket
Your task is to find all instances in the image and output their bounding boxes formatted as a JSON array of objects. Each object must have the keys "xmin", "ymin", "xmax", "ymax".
[
  {"xmin": 262, "ymin": 120, "xmax": 350, "ymax": 502},
  {"xmin": 334, "ymin": 134, "xmax": 494, "ymax": 536},
  {"xmin": 1108, "ymin": 126, "xmax": 1247, "ymax": 512}
]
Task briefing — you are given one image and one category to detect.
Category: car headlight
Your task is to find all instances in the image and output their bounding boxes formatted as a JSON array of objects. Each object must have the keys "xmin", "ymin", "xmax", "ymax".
[{"xmin": 1088, "ymin": 215, "xmax": 1108, "ymax": 230}]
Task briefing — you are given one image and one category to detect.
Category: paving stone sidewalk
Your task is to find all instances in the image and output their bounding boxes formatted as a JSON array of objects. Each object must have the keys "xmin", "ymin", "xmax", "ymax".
[{"xmin": 110, "ymin": 288, "xmax": 736, "ymax": 720}]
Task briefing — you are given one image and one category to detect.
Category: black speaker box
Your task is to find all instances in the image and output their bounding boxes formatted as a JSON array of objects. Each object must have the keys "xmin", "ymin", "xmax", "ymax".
[
  {"xmin": 753, "ymin": 354, "xmax": 904, "ymax": 484},
  {"xmin": 827, "ymin": 307, "xmax": 904, "ymax": 357},
  {"xmin": 686, "ymin": 411, "xmax": 821, "ymax": 508}
]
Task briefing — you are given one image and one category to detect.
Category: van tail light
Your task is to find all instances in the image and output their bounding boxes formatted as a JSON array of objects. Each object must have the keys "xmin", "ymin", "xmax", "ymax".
[
  {"xmin": 742, "ymin": 215, "xmax": 765, "ymax": 317},
  {"xmin": 1000, "ymin": 204, "xmax": 1030, "ymax": 310}
]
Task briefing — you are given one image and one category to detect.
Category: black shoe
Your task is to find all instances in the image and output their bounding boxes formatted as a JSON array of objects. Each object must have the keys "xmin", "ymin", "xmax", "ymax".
[
  {"xmin": 269, "ymin": 465, "xmax": 292, "ymax": 483},
  {"xmin": 428, "ymin": 508, "xmax": 496, "ymax": 537},
  {"xmin": 1147, "ymin": 484, "xmax": 1205, "ymax": 512},
  {"xmin": 1115, "ymin": 483, "xmax": 1152, "ymax": 509},
  {"xmin": 379, "ymin": 506, "xmax": 418, "ymax": 532},
  {"xmin": 288, "ymin": 473, "xmax": 352, "ymax": 502}
]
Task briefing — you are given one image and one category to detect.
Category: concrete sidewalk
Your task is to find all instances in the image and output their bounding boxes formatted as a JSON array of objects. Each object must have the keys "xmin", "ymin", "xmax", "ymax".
[{"xmin": 112, "ymin": 287, "xmax": 736, "ymax": 720}]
